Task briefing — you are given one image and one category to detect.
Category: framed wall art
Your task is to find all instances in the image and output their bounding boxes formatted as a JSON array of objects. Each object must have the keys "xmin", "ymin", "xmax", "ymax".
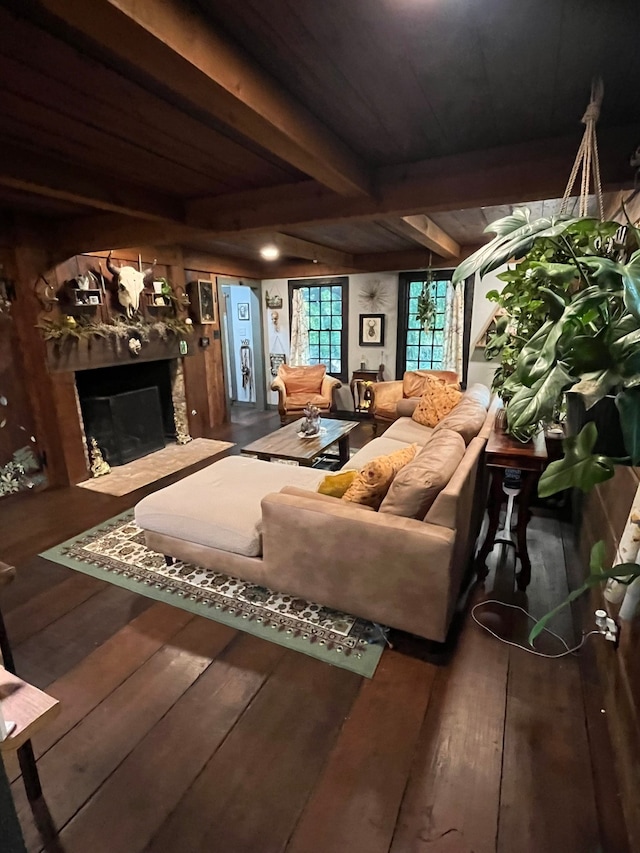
[
  {"xmin": 359, "ymin": 313, "xmax": 385, "ymax": 346},
  {"xmin": 187, "ymin": 279, "xmax": 216, "ymax": 323},
  {"xmin": 237, "ymin": 302, "xmax": 250, "ymax": 321}
]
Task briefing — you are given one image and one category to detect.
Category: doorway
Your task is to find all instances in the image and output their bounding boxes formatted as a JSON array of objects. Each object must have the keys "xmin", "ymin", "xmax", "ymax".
[{"xmin": 217, "ymin": 278, "xmax": 265, "ymax": 412}]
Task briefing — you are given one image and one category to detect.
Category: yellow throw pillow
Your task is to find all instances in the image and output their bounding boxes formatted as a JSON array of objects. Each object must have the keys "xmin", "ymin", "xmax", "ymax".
[
  {"xmin": 412, "ymin": 378, "xmax": 462, "ymax": 428},
  {"xmin": 317, "ymin": 469, "xmax": 358, "ymax": 498},
  {"xmin": 342, "ymin": 456, "xmax": 395, "ymax": 509}
]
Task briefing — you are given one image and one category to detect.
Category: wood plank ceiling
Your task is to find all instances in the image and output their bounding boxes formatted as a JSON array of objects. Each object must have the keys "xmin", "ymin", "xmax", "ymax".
[{"xmin": 0, "ymin": 0, "xmax": 638, "ymax": 275}]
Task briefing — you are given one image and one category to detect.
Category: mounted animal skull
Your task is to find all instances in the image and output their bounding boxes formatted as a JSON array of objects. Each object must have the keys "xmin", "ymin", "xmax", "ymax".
[{"xmin": 106, "ymin": 251, "xmax": 156, "ymax": 317}]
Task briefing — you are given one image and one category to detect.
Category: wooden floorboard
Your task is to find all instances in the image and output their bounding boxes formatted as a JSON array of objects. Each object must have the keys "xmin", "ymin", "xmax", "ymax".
[
  {"xmin": 286, "ymin": 651, "xmax": 435, "ymax": 853},
  {"xmin": 146, "ymin": 648, "xmax": 361, "ymax": 853},
  {"xmin": 0, "ymin": 411, "xmax": 629, "ymax": 852}
]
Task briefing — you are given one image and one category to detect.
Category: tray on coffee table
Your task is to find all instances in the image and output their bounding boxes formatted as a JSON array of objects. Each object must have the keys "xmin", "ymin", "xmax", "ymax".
[{"xmin": 241, "ymin": 418, "xmax": 359, "ymax": 467}]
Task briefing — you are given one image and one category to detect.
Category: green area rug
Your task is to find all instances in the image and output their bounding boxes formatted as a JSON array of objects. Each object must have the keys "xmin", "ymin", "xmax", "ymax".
[{"xmin": 41, "ymin": 511, "xmax": 386, "ymax": 678}]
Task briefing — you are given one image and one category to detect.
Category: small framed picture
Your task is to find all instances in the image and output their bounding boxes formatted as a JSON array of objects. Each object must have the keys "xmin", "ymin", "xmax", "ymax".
[
  {"xmin": 359, "ymin": 313, "xmax": 385, "ymax": 346},
  {"xmin": 187, "ymin": 279, "xmax": 216, "ymax": 323},
  {"xmin": 237, "ymin": 303, "xmax": 250, "ymax": 321},
  {"xmin": 88, "ymin": 295, "xmax": 100, "ymax": 305}
]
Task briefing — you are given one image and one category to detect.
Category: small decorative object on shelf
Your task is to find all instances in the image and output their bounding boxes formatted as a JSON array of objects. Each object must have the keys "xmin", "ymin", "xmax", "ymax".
[
  {"xmin": 265, "ymin": 290, "xmax": 283, "ymax": 309},
  {"xmin": 88, "ymin": 437, "xmax": 110, "ymax": 478},
  {"xmin": 299, "ymin": 403, "xmax": 321, "ymax": 436},
  {"xmin": 187, "ymin": 279, "xmax": 215, "ymax": 323}
]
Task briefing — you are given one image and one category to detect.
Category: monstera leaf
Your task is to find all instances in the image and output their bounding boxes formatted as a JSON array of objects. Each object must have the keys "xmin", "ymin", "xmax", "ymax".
[
  {"xmin": 528, "ymin": 541, "xmax": 639, "ymax": 644},
  {"xmin": 537, "ymin": 422, "xmax": 615, "ymax": 498},
  {"xmin": 621, "ymin": 249, "xmax": 640, "ymax": 321},
  {"xmin": 451, "ymin": 209, "xmax": 577, "ymax": 285},
  {"xmin": 506, "ymin": 363, "xmax": 575, "ymax": 441}
]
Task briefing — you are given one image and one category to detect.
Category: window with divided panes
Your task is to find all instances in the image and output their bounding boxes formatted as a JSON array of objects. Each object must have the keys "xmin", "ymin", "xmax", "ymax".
[
  {"xmin": 398, "ymin": 271, "xmax": 453, "ymax": 374},
  {"xmin": 288, "ymin": 277, "xmax": 348, "ymax": 380}
]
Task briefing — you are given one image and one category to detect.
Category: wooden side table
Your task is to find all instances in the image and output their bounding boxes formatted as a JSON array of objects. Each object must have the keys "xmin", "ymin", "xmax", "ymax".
[
  {"xmin": 350, "ymin": 368, "xmax": 383, "ymax": 414},
  {"xmin": 475, "ymin": 428, "xmax": 548, "ymax": 590},
  {"xmin": 1, "ymin": 561, "xmax": 59, "ymax": 803}
]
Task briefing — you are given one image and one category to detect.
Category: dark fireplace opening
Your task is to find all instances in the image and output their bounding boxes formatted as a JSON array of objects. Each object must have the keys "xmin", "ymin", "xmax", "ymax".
[{"xmin": 76, "ymin": 360, "xmax": 176, "ymax": 466}]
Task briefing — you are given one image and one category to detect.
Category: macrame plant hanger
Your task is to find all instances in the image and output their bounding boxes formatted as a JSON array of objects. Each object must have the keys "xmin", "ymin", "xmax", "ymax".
[{"xmin": 559, "ymin": 78, "xmax": 605, "ymax": 221}]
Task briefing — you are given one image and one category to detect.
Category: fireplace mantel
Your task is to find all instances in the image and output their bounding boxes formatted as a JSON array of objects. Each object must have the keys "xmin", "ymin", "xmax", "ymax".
[{"xmin": 46, "ymin": 332, "xmax": 197, "ymax": 373}]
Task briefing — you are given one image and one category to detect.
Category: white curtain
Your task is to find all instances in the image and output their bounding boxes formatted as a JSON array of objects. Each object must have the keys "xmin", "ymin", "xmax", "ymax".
[
  {"xmin": 443, "ymin": 282, "xmax": 464, "ymax": 377},
  {"xmin": 289, "ymin": 289, "xmax": 309, "ymax": 365}
]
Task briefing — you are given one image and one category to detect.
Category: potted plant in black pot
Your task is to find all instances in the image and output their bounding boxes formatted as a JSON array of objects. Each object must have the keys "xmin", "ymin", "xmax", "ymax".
[{"xmin": 452, "ymin": 207, "xmax": 640, "ymax": 492}]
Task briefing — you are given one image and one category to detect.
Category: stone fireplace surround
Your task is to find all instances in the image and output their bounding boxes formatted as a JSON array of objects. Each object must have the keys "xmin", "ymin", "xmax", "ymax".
[{"xmin": 45, "ymin": 335, "xmax": 197, "ymax": 484}]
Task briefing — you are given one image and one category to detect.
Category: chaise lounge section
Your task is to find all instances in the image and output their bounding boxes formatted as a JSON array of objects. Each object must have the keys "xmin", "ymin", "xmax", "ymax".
[{"xmin": 135, "ymin": 384, "xmax": 498, "ymax": 641}]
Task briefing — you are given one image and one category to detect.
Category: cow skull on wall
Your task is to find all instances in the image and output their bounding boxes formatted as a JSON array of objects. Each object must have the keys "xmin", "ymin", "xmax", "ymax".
[{"xmin": 106, "ymin": 251, "xmax": 155, "ymax": 318}]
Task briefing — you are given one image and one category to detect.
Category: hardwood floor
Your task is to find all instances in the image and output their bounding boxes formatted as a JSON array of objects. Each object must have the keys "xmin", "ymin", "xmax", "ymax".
[{"xmin": 0, "ymin": 410, "xmax": 629, "ymax": 852}]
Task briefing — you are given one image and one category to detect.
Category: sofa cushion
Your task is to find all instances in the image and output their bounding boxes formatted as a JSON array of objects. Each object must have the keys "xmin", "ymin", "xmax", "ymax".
[
  {"xmin": 342, "ymin": 456, "xmax": 395, "ymax": 509},
  {"xmin": 380, "ymin": 429, "xmax": 466, "ymax": 519},
  {"xmin": 280, "ymin": 364, "xmax": 325, "ymax": 395},
  {"xmin": 135, "ymin": 456, "xmax": 324, "ymax": 557},
  {"xmin": 412, "ymin": 379, "xmax": 462, "ymax": 428},
  {"xmin": 342, "ymin": 436, "xmax": 414, "ymax": 471},
  {"xmin": 384, "ymin": 417, "xmax": 434, "ymax": 446},
  {"xmin": 432, "ymin": 396, "xmax": 487, "ymax": 445},
  {"xmin": 285, "ymin": 392, "xmax": 331, "ymax": 410},
  {"xmin": 402, "ymin": 370, "xmax": 459, "ymax": 398}
]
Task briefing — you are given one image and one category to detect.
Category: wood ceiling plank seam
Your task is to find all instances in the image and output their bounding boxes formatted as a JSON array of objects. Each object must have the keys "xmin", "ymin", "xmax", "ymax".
[
  {"xmin": 396, "ymin": 5, "xmax": 502, "ymax": 156},
  {"xmin": 286, "ymin": 0, "xmax": 432, "ymax": 164},
  {"xmin": 0, "ymin": 105, "xmax": 211, "ymax": 200},
  {"xmin": 343, "ymin": 1, "xmax": 449, "ymax": 158},
  {"xmin": 0, "ymin": 89, "xmax": 225, "ymax": 197},
  {"xmin": 33, "ymin": 0, "xmax": 371, "ymax": 196},
  {"xmin": 0, "ymin": 11, "xmax": 303, "ymax": 186},
  {"xmin": 238, "ymin": 0, "xmax": 399, "ymax": 163},
  {"xmin": 468, "ymin": 0, "xmax": 562, "ymax": 145},
  {"xmin": 0, "ymin": 57, "xmax": 243, "ymax": 196},
  {"xmin": 550, "ymin": 0, "xmax": 640, "ymax": 131}
]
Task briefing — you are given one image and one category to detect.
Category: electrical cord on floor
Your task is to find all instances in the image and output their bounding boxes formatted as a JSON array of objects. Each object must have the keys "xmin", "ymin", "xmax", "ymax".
[{"xmin": 471, "ymin": 600, "xmax": 600, "ymax": 658}]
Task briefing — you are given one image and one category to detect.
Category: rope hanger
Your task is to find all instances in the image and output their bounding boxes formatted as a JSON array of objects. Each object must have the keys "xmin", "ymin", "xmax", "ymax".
[{"xmin": 560, "ymin": 78, "xmax": 605, "ymax": 220}]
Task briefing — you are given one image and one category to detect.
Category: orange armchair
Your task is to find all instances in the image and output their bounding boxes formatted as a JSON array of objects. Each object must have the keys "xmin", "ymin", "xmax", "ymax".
[
  {"xmin": 271, "ymin": 364, "xmax": 342, "ymax": 424},
  {"xmin": 370, "ymin": 369, "xmax": 459, "ymax": 430}
]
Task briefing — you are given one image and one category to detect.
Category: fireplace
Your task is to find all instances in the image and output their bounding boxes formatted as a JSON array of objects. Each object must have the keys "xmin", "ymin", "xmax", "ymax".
[{"xmin": 76, "ymin": 360, "xmax": 177, "ymax": 466}]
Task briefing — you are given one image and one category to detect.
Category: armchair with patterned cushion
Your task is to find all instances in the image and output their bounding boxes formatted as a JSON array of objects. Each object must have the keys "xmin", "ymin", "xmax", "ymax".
[
  {"xmin": 271, "ymin": 364, "xmax": 342, "ymax": 424},
  {"xmin": 370, "ymin": 369, "xmax": 459, "ymax": 431}
]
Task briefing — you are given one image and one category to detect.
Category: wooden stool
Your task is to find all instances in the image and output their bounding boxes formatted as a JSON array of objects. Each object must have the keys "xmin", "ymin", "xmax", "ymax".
[{"xmin": 0, "ymin": 561, "xmax": 58, "ymax": 803}]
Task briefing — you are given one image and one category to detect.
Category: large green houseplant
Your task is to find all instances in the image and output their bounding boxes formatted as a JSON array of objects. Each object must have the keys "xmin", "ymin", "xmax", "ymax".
[
  {"xmin": 452, "ymin": 208, "xmax": 640, "ymax": 640},
  {"xmin": 452, "ymin": 208, "xmax": 640, "ymax": 491}
]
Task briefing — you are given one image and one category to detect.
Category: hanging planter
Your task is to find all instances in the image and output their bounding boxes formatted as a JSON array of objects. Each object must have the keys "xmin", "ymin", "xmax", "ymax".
[{"xmin": 416, "ymin": 284, "xmax": 436, "ymax": 333}]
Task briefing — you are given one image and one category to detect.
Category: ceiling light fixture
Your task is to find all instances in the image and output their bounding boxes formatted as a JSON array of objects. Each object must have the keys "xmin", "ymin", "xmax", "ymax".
[{"xmin": 260, "ymin": 245, "xmax": 280, "ymax": 261}]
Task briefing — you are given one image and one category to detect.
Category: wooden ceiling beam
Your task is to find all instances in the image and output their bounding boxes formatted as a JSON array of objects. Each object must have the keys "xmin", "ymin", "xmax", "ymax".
[
  {"xmin": 37, "ymin": 0, "xmax": 371, "ymax": 197},
  {"xmin": 49, "ymin": 124, "xmax": 639, "ymax": 258},
  {"xmin": 0, "ymin": 142, "xmax": 183, "ymax": 222},
  {"xmin": 188, "ymin": 123, "xmax": 639, "ymax": 233},
  {"xmin": 265, "ymin": 245, "xmax": 483, "ymax": 279},
  {"xmin": 383, "ymin": 215, "xmax": 461, "ymax": 258},
  {"xmin": 271, "ymin": 233, "xmax": 355, "ymax": 267}
]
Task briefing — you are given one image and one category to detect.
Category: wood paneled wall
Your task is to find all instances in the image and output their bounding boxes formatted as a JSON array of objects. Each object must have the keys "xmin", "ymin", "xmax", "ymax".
[
  {"xmin": 3, "ymin": 219, "xmax": 235, "ymax": 488},
  {"xmin": 578, "ymin": 466, "xmax": 640, "ymax": 848}
]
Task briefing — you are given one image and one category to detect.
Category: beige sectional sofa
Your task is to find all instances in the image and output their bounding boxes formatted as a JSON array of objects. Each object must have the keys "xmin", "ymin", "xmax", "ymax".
[{"xmin": 135, "ymin": 384, "xmax": 497, "ymax": 642}]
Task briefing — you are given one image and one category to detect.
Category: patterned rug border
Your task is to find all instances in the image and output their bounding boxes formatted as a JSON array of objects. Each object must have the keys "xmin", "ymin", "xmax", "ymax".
[{"xmin": 40, "ymin": 511, "xmax": 385, "ymax": 678}]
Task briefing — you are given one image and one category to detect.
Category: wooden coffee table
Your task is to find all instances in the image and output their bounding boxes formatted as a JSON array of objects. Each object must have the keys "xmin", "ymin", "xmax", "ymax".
[{"xmin": 241, "ymin": 418, "xmax": 359, "ymax": 467}]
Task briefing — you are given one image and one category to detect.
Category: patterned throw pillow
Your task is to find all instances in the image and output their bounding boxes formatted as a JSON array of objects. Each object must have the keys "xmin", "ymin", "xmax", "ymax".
[
  {"xmin": 341, "ymin": 444, "xmax": 417, "ymax": 509},
  {"xmin": 342, "ymin": 456, "xmax": 395, "ymax": 509},
  {"xmin": 412, "ymin": 377, "xmax": 462, "ymax": 428},
  {"xmin": 317, "ymin": 470, "xmax": 358, "ymax": 498}
]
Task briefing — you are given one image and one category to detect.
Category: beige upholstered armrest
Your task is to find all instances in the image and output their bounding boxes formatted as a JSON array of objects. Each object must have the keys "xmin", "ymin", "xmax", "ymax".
[
  {"xmin": 321, "ymin": 374, "xmax": 342, "ymax": 400},
  {"xmin": 370, "ymin": 380, "xmax": 403, "ymax": 418},
  {"xmin": 279, "ymin": 485, "xmax": 375, "ymax": 511},
  {"xmin": 261, "ymin": 491, "xmax": 456, "ymax": 639},
  {"xmin": 270, "ymin": 376, "xmax": 286, "ymax": 394}
]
